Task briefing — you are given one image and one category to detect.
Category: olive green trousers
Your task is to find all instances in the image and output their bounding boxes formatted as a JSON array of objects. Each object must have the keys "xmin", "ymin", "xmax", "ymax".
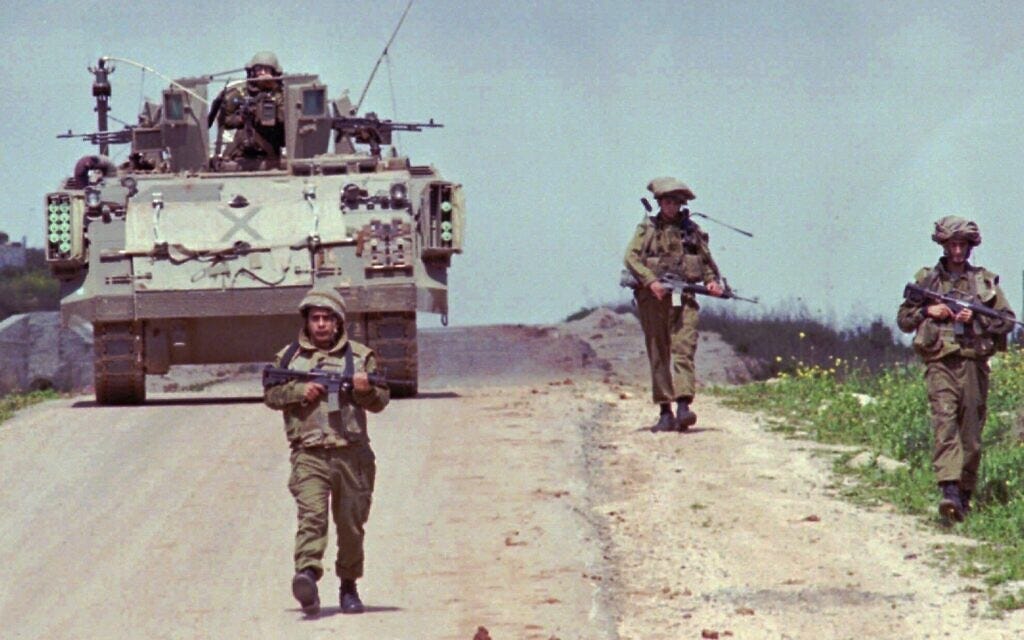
[
  {"xmin": 925, "ymin": 355, "xmax": 989, "ymax": 491},
  {"xmin": 288, "ymin": 445, "xmax": 376, "ymax": 580},
  {"xmin": 636, "ymin": 289, "xmax": 699, "ymax": 404}
]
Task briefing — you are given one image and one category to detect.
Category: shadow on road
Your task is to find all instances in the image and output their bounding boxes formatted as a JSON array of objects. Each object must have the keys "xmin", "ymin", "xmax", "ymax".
[
  {"xmin": 72, "ymin": 396, "xmax": 265, "ymax": 408},
  {"xmin": 71, "ymin": 390, "xmax": 461, "ymax": 409},
  {"xmin": 413, "ymin": 390, "xmax": 461, "ymax": 399},
  {"xmin": 632, "ymin": 426, "xmax": 720, "ymax": 435},
  {"xmin": 295, "ymin": 605, "xmax": 403, "ymax": 619}
]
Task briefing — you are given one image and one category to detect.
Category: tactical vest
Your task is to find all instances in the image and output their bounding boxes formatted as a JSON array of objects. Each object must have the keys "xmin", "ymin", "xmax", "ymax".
[
  {"xmin": 279, "ymin": 341, "xmax": 370, "ymax": 448},
  {"xmin": 913, "ymin": 266, "xmax": 1004, "ymax": 361},
  {"xmin": 638, "ymin": 216, "xmax": 708, "ymax": 283}
]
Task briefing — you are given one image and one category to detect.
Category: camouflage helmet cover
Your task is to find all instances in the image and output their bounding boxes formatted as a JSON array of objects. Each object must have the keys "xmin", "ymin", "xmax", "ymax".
[
  {"xmin": 647, "ymin": 176, "xmax": 696, "ymax": 201},
  {"xmin": 931, "ymin": 215, "xmax": 981, "ymax": 247},
  {"xmin": 299, "ymin": 282, "xmax": 346, "ymax": 321},
  {"xmin": 246, "ymin": 51, "xmax": 283, "ymax": 75}
]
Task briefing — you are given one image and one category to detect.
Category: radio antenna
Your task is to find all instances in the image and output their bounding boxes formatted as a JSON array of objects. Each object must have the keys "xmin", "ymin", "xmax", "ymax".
[
  {"xmin": 641, "ymin": 197, "xmax": 754, "ymax": 238},
  {"xmin": 355, "ymin": 0, "xmax": 415, "ymax": 112}
]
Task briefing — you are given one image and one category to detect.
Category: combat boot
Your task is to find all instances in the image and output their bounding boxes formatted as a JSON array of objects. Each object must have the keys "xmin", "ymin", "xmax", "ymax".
[
  {"xmin": 340, "ymin": 578, "xmax": 365, "ymax": 614},
  {"xmin": 961, "ymin": 488, "xmax": 973, "ymax": 515},
  {"xmin": 652, "ymin": 405, "xmax": 675, "ymax": 432},
  {"xmin": 938, "ymin": 482, "xmax": 965, "ymax": 523},
  {"xmin": 675, "ymin": 399, "xmax": 697, "ymax": 431},
  {"xmin": 291, "ymin": 568, "xmax": 320, "ymax": 615}
]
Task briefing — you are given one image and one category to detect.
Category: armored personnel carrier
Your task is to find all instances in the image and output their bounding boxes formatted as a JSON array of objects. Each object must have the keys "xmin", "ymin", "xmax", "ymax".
[{"xmin": 45, "ymin": 56, "xmax": 463, "ymax": 403}]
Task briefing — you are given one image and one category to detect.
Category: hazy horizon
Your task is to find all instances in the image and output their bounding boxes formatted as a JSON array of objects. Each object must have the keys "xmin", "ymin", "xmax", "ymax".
[{"xmin": 4, "ymin": 1, "xmax": 1024, "ymax": 327}]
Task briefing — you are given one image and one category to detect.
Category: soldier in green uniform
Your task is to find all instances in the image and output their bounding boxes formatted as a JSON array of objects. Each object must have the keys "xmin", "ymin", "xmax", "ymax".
[
  {"xmin": 624, "ymin": 177, "xmax": 724, "ymax": 432},
  {"xmin": 264, "ymin": 283, "xmax": 390, "ymax": 615},
  {"xmin": 215, "ymin": 51, "xmax": 286, "ymax": 169},
  {"xmin": 897, "ymin": 216, "xmax": 1016, "ymax": 522}
]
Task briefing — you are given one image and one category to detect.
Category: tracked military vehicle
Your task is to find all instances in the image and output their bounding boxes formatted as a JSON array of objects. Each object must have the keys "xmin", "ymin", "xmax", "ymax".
[{"xmin": 45, "ymin": 56, "xmax": 463, "ymax": 403}]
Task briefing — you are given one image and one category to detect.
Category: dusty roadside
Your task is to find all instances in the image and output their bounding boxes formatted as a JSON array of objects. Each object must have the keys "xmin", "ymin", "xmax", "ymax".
[
  {"xmin": 0, "ymin": 325, "xmax": 617, "ymax": 640},
  {"xmin": 563, "ymin": 308, "xmax": 1020, "ymax": 639}
]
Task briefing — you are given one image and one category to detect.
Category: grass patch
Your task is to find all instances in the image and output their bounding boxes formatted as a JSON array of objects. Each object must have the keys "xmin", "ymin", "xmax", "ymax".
[
  {"xmin": 717, "ymin": 348, "xmax": 1024, "ymax": 613},
  {"xmin": 0, "ymin": 390, "xmax": 59, "ymax": 425}
]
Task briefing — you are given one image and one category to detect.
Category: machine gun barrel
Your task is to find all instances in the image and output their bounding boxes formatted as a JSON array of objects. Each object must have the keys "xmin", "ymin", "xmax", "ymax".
[
  {"xmin": 331, "ymin": 114, "xmax": 442, "ymax": 155},
  {"xmin": 57, "ymin": 128, "xmax": 134, "ymax": 146}
]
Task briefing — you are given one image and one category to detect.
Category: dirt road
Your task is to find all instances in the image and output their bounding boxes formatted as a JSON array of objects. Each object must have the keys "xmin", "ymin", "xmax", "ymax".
[{"xmin": 0, "ymin": 311, "xmax": 1019, "ymax": 639}]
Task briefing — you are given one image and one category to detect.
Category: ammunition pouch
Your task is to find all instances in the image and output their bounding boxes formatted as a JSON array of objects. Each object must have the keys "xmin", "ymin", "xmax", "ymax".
[
  {"xmin": 913, "ymin": 319, "xmax": 943, "ymax": 358},
  {"xmin": 993, "ymin": 333, "xmax": 1009, "ymax": 353},
  {"xmin": 972, "ymin": 335, "xmax": 997, "ymax": 358},
  {"xmin": 681, "ymin": 254, "xmax": 703, "ymax": 282}
]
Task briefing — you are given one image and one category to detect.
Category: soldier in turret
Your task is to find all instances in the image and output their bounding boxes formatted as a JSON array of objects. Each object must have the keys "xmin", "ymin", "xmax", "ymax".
[
  {"xmin": 897, "ymin": 216, "xmax": 1016, "ymax": 522},
  {"xmin": 216, "ymin": 51, "xmax": 286, "ymax": 169},
  {"xmin": 264, "ymin": 283, "xmax": 390, "ymax": 615},
  {"xmin": 624, "ymin": 177, "xmax": 724, "ymax": 432}
]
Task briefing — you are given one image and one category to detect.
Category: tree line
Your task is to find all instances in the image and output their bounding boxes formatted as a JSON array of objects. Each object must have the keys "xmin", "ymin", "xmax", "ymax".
[{"xmin": 0, "ymin": 249, "xmax": 59, "ymax": 323}]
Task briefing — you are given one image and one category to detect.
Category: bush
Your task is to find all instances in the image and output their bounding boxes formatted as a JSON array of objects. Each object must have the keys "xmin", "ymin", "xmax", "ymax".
[
  {"xmin": 565, "ymin": 299, "xmax": 912, "ymax": 379},
  {"xmin": 699, "ymin": 304, "xmax": 912, "ymax": 379},
  {"xmin": 0, "ymin": 263, "xmax": 59, "ymax": 322}
]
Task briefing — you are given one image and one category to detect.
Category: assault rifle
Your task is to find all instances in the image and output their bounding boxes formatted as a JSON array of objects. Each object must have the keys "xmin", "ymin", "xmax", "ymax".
[
  {"xmin": 620, "ymin": 270, "xmax": 758, "ymax": 303},
  {"xmin": 332, "ymin": 112, "xmax": 442, "ymax": 156},
  {"xmin": 902, "ymin": 283, "xmax": 1024, "ymax": 336},
  {"xmin": 262, "ymin": 366, "xmax": 399, "ymax": 412}
]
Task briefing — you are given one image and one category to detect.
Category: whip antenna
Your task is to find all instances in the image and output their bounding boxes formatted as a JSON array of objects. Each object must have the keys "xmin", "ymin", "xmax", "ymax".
[
  {"xmin": 641, "ymin": 197, "xmax": 754, "ymax": 238},
  {"xmin": 355, "ymin": 0, "xmax": 415, "ymax": 112}
]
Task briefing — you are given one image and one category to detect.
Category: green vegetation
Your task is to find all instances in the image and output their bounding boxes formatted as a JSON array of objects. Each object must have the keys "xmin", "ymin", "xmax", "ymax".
[
  {"xmin": 0, "ymin": 249, "xmax": 59, "ymax": 323},
  {"xmin": 0, "ymin": 390, "xmax": 59, "ymax": 425},
  {"xmin": 717, "ymin": 349, "xmax": 1024, "ymax": 612}
]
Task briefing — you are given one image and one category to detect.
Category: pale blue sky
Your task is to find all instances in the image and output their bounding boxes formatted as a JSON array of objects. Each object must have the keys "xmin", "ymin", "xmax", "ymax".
[{"xmin": 3, "ymin": 1, "xmax": 1024, "ymax": 326}]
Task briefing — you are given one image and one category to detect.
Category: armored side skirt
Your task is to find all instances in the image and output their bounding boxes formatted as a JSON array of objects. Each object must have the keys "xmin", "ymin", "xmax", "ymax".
[
  {"xmin": 65, "ymin": 284, "xmax": 428, "ymax": 321},
  {"xmin": 62, "ymin": 284, "xmax": 441, "ymax": 377}
]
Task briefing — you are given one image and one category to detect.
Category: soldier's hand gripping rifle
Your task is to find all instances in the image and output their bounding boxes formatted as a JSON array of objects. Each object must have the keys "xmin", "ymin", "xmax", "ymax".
[
  {"xmin": 620, "ymin": 271, "xmax": 758, "ymax": 303},
  {"xmin": 262, "ymin": 365, "xmax": 402, "ymax": 412},
  {"xmin": 902, "ymin": 283, "xmax": 1024, "ymax": 336},
  {"xmin": 332, "ymin": 112, "xmax": 442, "ymax": 156}
]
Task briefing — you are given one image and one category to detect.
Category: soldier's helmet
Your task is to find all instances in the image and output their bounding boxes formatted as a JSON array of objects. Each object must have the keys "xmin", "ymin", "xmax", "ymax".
[
  {"xmin": 647, "ymin": 177, "xmax": 696, "ymax": 202},
  {"xmin": 931, "ymin": 215, "xmax": 981, "ymax": 247},
  {"xmin": 299, "ymin": 283, "xmax": 346, "ymax": 322},
  {"xmin": 246, "ymin": 51, "xmax": 283, "ymax": 76}
]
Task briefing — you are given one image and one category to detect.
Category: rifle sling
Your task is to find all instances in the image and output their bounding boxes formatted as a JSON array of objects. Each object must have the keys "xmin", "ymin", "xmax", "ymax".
[
  {"xmin": 280, "ymin": 340, "xmax": 301, "ymax": 369},
  {"xmin": 343, "ymin": 342, "xmax": 354, "ymax": 378}
]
